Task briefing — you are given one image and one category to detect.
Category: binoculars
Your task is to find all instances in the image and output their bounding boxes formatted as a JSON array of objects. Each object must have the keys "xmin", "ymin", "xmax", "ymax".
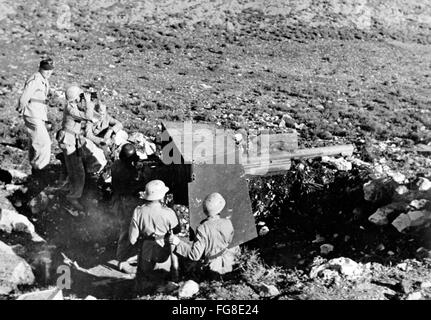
[{"xmin": 79, "ymin": 92, "xmax": 98, "ymax": 101}]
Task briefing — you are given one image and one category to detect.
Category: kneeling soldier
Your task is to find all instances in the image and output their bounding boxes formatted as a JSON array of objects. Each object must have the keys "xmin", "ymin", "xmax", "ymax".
[{"xmin": 169, "ymin": 192, "xmax": 237, "ymax": 276}]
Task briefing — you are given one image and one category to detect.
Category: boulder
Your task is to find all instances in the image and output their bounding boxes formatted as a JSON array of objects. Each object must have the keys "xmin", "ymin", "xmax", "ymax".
[
  {"xmin": 0, "ymin": 250, "xmax": 35, "ymax": 295},
  {"xmin": 368, "ymin": 202, "xmax": 406, "ymax": 226},
  {"xmin": 392, "ymin": 213, "xmax": 411, "ymax": 232},
  {"xmin": 310, "ymin": 257, "xmax": 363, "ymax": 280},
  {"xmin": 395, "ymin": 185, "xmax": 409, "ymax": 195},
  {"xmin": 17, "ymin": 288, "xmax": 63, "ymax": 300},
  {"xmin": 321, "ymin": 156, "xmax": 352, "ymax": 171},
  {"xmin": 178, "ymin": 280, "xmax": 199, "ymax": 298},
  {"xmin": 0, "ymin": 208, "xmax": 35, "ymax": 234},
  {"xmin": 320, "ymin": 244, "xmax": 334, "ymax": 255},
  {"xmin": 28, "ymin": 191, "xmax": 50, "ymax": 214},
  {"xmin": 0, "ymin": 208, "xmax": 44, "ymax": 243},
  {"xmin": 406, "ymin": 292, "xmax": 422, "ymax": 300},
  {"xmin": 417, "ymin": 178, "xmax": 431, "ymax": 191},
  {"xmin": 257, "ymin": 283, "xmax": 280, "ymax": 296},
  {"xmin": 410, "ymin": 199, "xmax": 430, "ymax": 210},
  {"xmin": 363, "ymin": 178, "xmax": 396, "ymax": 203},
  {"xmin": 84, "ymin": 295, "xmax": 98, "ymax": 300}
]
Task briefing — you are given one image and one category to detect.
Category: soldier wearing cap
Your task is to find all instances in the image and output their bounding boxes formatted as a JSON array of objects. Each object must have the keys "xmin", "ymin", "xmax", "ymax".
[
  {"xmin": 17, "ymin": 58, "xmax": 54, "ymax": 173},
  {"xmin": 169, "ymin": 192, "xmax": 237, "ymax": 275},
  {"xmin": 56, "ymin": 85, "xmax": 94, "ymax": 211},
  {"xmin": 128, "ymin": 180, "xmax": 180, "ymax": 293}
]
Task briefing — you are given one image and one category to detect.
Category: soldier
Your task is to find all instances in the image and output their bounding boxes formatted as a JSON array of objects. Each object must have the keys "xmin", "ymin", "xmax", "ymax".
[
  {"xmin": 56, "ymin": 85, "xmax": 94, "ymax": 212},
  {"xmin": 17, "ymin": 58, "xmax": 54, "ymax": 174},
  {"xmin": 128, "ymin": 180, "xmax": 180, "ymax": 293},
  {"xmin": 112, "ymin": 143, "xmax": 141, "ymax": 273},
  {"xmin": 85, "ymin": 95, "xmax": 123, "ymax": 148},
  {"xmin": 169, "ymin": 192, "xmax": 238, "ymax": 276}
]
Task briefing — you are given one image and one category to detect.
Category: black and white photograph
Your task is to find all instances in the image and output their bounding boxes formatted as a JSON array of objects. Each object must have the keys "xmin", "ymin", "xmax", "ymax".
[{"xmin": 0, "ymin": 0, "xmax": 430, "ymax": 309}]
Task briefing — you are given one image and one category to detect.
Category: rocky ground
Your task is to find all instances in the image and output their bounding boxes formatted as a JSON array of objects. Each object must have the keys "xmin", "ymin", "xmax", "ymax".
[{"xmin": 0, "ymin": 0, "xmax": 430, "ymax": 300}]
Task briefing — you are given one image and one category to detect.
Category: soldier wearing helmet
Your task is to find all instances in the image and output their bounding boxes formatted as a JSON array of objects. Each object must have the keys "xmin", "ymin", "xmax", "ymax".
[
  {"xmin": 111, "ymin": 143, "xmax": 142, "ymax": 273},
  {"xmin": 18, "ymin": 58, "xmax": 55, "ymax": 175},
  {"xmin": 56, "ymin": 85, "xmax": 95, "ymax": 212},
  {"xmin": 128, "ymin": 179, "xmax": 180, "ymax": 293},
  {"xmin": 169, "ymin": 192, "xmax": 237, "ymax": 276}
]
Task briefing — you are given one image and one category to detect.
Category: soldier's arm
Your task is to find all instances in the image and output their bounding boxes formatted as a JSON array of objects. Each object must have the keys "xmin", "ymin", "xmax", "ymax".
[
  {"xmin": 19, "ymin": 78, "xmax": 37, "ymax": 108},
  {"xmin": 176, "ymin": 225, "xmax": 207, "ymax": 261},
  {"xmin": 109, "ymin": 116, "xmax": 123, "ymax": 133},
  {"xmin": 84, "ymin": 122, "xmax": 104, "ymax": 145},
  {"xmin": 66, "ymin": 102, "xmax": 94, "ymax": 122},
  {"xmin": 128, "ymin": 208, "xmax": 141, "ymax": 245}
]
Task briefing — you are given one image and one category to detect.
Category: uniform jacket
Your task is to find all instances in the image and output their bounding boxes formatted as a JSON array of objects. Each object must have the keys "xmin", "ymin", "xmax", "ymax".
[
  {"xmin": 85, "ymin": 107, "xmax": 123, "ymax": 145},
  {"xmin": 176, "ymin": 215, "xmax": 236, "ymax": 274},
  {"xmin": 19, "ymin": 72, "xmax": 50, "ymax": 121},
  {"xmin": 129, "ymin": 202, "xmax": 179, "ymax": 264}
]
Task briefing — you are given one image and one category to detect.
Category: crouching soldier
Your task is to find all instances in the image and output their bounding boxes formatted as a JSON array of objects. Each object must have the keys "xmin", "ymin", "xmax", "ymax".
[
  {"xmin": 56, "ymin": 85, "xmax": 94, "ymax": 212},
  {"xmin": 112, "ymin": 143, "xmax": 141, "ymax": 273},
  {"xmin": 128, "ymin": 180, "xmax": 180, "ymax": 293},
  {"xmin": 169, "ymin": 192, "xmax": 238, "ymax": 277},
  {"xmin": 85, "ymin": 96, "xmax": 123, "ymax": 149}
]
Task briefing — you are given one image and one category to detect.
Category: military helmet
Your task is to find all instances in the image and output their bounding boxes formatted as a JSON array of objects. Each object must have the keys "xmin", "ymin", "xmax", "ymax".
[
  {"xmin": 203, "ymin": 192, "xmax": 226, "ymax": 216},
  {"xmin": 65, "ymin": 85, "xmax": 83, "ymax": 102},
  {"xmin": 119, "ymin": 143, "xmax": 139, "ymax": 162}
]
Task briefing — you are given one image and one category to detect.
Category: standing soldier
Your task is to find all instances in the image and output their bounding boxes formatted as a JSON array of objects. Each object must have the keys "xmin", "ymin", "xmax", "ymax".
[
  {"xmin": 17, "ymin": 58, "xmax": 55, "ymax": 175},
  {"xmin": 56, "ymin": 85, "xmax": 94, "ymax": 212}
]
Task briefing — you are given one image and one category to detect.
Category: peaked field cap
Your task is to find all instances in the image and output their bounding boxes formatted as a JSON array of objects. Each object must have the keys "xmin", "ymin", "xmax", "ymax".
[{"xmin": 40, "ymin": 58, "xmax": 54, "ymax": 70}]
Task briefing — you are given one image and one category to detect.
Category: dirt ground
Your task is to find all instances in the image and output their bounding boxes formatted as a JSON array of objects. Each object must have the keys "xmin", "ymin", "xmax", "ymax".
[{"xmin": 0, "ymin": 0, "xmax": 430, "ymax": 300}]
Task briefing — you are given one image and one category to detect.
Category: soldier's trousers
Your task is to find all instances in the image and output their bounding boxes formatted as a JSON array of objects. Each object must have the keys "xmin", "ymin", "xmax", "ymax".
[
  {"xmin": 114, "ymin": 196, "xmax": 140, "ymax": 263},
  {"xmin": 63, "ymin": 149, "xmax": 85, "ymax": 199},
  {"xmin": 24, "ymin": 116, "xmax": 51, "ymax": 170}
]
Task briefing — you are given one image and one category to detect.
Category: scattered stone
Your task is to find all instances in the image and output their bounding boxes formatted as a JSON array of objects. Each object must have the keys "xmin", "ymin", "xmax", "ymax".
[
  {"xmin": 310, "ymin": 257, "xmax": 363, "ymax": 280},
  {"xmin": 320, "ymin": 244, "xmax": 334, "ymax": 255},
  {"xmin": 392, "ymin": 213, "xmax": 411, "ymax": 232},
  {"xmin": 363, "ymin": 178, "xmax": 396, "ymax": 203},
  {"xmin": 258, "ymin": 283, "xmax": 280, "ymax": 297},
  {"xmin": 8, "ymin": 169, "xmax": 28, "ymax": 181},
  {"xmin": 416, "ymin": 177, "xmax": 431, "ymax": 191},
  {"xmin": 395, "ymin": 185, "xmax": 409, "ymax": 195},
  {"xmin": 0, "ymin": 208, "xmax": 35, "ymax": 234},
  {"xmin": 178, "ymin": 280, "xmax": 199, "ymax": 298},
  {"xmin": 387, "ymin": 172, "xmax": 407, "ymax": 184},
  {"xmin": 0, "ymin": 250, "xmax": 35, "ymax": 295},
  {"xmin": 407, "ymin": 211, "xmax": 427, "ymax": 227},
  {"xmin": 28, "ymin": 191, "xmax": 50, "ymax": 214},
  {"xmin": 368, "ymin": 202, "xmax": 405, "ymax": 226},
  {"xmin": 258, "ymin": 226, "xmax": 269, "ymax": 236},
  {"xmin": 409, "ymin": 199, "xmax": 430, "ymax": 210},
  {"xmin": 321, "ymin": 156, "xmax": 352, "ymax": 171},
  {"xmin": 396, "ymin": 262, "xmax": 407, "ymax": 271},
  {"xmin": 17, "ymin": 288, "xmax": 63, "ymax": 300},
  {"xmin": 406, "ymin": 291, "xmax": 422, "ymax": 300}
]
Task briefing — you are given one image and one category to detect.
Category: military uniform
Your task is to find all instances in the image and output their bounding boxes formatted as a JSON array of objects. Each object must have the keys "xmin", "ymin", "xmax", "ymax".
[
  {"xmin": 19, "ymin": 71, "xmax": 51, "ymax": 170},
  {"xmin": 57, "ymin": 101, "xmax": 93, "ymax": 200},
  {"xmin": 85, "ymin": 105, "xmax": 123, "ymax": 145},
  {"xmin": 129, "ymin": 202, "xmax": 179, "ymax": 291},
  {"xmin": 111, "ymin": 159, "xmax": 140, "ymax": 263},
  {"xmin": 175, "ymin": 216, "xmax": 237, "ymax": 275}
]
